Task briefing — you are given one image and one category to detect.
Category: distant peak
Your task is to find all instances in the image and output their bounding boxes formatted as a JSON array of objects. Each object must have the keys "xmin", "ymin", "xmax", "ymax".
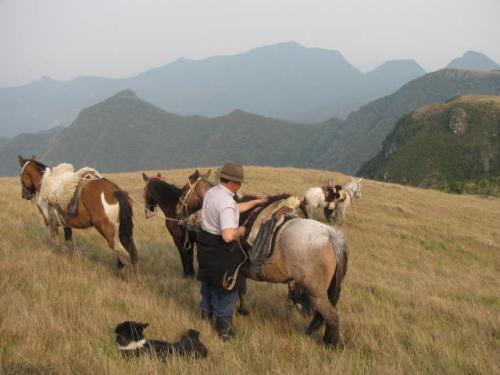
[{"xmin": 112, "ymin": 89, "xmax": 138, "ymax": 99}]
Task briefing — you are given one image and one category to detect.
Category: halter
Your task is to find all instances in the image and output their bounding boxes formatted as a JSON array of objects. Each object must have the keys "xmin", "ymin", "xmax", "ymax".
[
  {"xmin": 19, "ymin": 160, "xmax": 36, "ymax": 200},
  {"xmin": 143, "ymin": 175, "xmax": 165, "ymax": 218},
  {"xmin": 178, "ymin": 176, "xmax": 204, "ymax": 218}
]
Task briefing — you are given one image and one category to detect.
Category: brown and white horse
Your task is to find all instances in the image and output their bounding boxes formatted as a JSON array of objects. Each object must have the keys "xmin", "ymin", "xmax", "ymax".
[
  {"xmin": 18, "ymin": 155, "xmax": 139, "ymax": 279},
  {"xmin": 176, "ymin": 171, "xmax": 349, "ymax": 347}
]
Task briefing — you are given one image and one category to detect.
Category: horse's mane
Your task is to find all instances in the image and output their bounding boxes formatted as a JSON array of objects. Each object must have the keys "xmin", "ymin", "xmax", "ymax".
[
  {"xmin": 149, "ymin": 178, "xmax": 182, "ymax": 202},
  {"xmin": 238, "ymin": 193, "xmax": 291, "ymax": 228},
  {"xmin": 31, "ymin": 159, "xmax": 47, "ymax": 171}
]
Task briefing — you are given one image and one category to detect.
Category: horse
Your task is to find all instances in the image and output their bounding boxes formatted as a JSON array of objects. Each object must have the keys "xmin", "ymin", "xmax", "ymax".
[
  {"xmin": 301, "ymin": 187, "xmax": 336, "ymax": 221},
  {"xmin": 18, "ymin": 155, "xmax": 139, "ymax": 279},
  {"xmin": 142, "ymin": 172, "xmax": 196, "ymax": 277},
  {"xmin": 176, "ymin": 171, "xmax": 349, "ymax": 347},
  {"xmin": 331, "ymin": 177, "xmax": 363, "ymax": 224},
  {"xmin": 142, "ymin": 170, "xmax": 250, "ymax": 315}
]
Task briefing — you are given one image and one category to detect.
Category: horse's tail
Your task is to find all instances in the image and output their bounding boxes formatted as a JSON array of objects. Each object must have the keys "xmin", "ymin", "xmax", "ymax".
[
  {"xmin": 327, "ymin": 227, "xmax": 348, "ymax": 306},
  {"xmin": 114, "ymin": 190, "xmax": 138, "ymax": 264}
]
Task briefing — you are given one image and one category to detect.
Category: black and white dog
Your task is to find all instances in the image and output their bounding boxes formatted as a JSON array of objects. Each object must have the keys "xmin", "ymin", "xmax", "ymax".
[{"xmin": 114, "ymin": 321, "xmax": 208, "ymax": 358}]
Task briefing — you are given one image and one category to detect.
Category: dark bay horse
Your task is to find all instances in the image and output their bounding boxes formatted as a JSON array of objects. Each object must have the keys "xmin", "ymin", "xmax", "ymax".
[
  {"xmin": 143, "ymin": 170, "xmax": 250, "ymax": 315},
  {"xmin": 18, "ymin": 155, "xmax": 139, "ymax": 279},
  {"xmin": 176, "ymin": 171, "xmax": 349, "ymax": 347},
  {"xmin": 142, "ymin": 172, "xmax": 196, "ymax": 277}
]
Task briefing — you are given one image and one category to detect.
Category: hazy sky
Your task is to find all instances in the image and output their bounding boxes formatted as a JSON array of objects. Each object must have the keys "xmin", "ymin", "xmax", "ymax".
[{"xmin": 1, "ymin": 0, "xmax": 499, "ymax": 88}]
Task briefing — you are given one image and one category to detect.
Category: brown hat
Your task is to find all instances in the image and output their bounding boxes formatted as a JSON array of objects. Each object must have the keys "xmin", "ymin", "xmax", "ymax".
[{"xmin": 219, "ymin": 161, "xmax": 244, "ymax": 183}]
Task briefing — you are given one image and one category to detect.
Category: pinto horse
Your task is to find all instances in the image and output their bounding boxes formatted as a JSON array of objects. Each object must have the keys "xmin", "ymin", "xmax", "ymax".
[
  {"xmin": 176, "ymin": 171, "xmax": 349, "ymax": 347},
  {"xmin": 18, "ymin": 155, "xmax": 139, "ymax": 279}
]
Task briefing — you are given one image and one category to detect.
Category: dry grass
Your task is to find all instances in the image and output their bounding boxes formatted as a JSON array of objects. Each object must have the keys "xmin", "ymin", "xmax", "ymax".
[{"xmin": 1, "ymin": 166, "xmax": 499, "ymax": 375}]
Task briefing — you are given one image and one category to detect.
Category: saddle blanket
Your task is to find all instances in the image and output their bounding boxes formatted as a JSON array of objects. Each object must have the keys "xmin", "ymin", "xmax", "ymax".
[{"xmin": 39, "ymin": 163, "xmax": 101, "ymax": 213}]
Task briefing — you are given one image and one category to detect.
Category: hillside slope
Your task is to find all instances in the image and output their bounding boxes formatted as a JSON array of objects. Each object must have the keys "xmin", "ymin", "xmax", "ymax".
[
  {"xmin": 358, "ymin": 95, "xmax": 500, "ymax": 187},
  {"xmin": 1, "ymin": 167, "xmax": 499, "ymax": 374}
]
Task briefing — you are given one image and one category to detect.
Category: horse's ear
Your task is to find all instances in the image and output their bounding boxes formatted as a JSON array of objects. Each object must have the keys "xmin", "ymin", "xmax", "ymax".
[
  {"xmin": 30, "ymin": 155, "xmax": 36, "ymax": 160},
  {"xmin": 351, "ymin": 177, "xmax": 356, "ymax": 183},
  {"xmin": 358, "ymin": 178, "xmax": 364, "ymax": 183},
  {"xmin": 156, "ymin": 173, "xmax": 162, "ymax": 178},
  {"xmin": 142, "ymin": 172, "xmax": 149, "ymax": 182},
  {"xmin": 204, "ymin": 168, "xmax": 211, "ymax": 177},
  {"xmin": 18, "ymin": 155, "xmax": 26, "ymax": 166},
  {"xmin": 141, "ymin": 322, "xmax": 149, "ymax": 330}
]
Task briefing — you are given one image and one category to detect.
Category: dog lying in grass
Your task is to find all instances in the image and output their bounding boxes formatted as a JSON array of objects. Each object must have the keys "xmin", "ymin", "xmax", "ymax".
[{"xmin": 114, "ymin": 321, "xmax": 208, "ymax": 358}]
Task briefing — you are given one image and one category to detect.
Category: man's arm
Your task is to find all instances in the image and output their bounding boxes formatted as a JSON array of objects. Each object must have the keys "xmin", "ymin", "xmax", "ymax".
[
  {"xmin": 221, "ymin": 226, "xmax": 246, "ymax": 243},
  {"xmin": 237, "ymin": 197, "xmax": 267, "ymax": 213}
]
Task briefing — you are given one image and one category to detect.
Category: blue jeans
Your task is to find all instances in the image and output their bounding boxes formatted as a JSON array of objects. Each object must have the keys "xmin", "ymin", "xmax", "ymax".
[{"xmin": 200, "ymin": 281, "xmax": 238, "ymax": 322}]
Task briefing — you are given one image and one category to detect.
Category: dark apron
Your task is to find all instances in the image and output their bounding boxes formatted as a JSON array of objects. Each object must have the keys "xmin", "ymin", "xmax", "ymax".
[{"xmin": 196, "ymin": 229, "xmax": 245, "ymax": 296}]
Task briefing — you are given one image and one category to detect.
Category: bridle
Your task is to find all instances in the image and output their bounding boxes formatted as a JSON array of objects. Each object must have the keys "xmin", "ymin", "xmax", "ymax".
[
  {"xmin": 143, "ymin": 175, "xmax": 165, "ymax": 218},
  {"xmin": 19, "ymin": 160, "xmax": 36, "ymax": 200},
  {"xmin": 177, "ymin": 176, "xmax": 204, "ymax": 218}
]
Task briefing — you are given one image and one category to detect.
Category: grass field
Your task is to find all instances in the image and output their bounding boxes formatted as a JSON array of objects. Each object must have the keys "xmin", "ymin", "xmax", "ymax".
[{"xmin": 0, "ymin": 166, "xmax": 499, "ymax": 374}]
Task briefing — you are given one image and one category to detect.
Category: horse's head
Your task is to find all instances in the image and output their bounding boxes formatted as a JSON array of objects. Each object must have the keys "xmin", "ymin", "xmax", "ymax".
[
  {"xmin": 142, "ymin": 172, "xmax": 164, "ymax": 218},
  {"xmin": 351, "ymin": 177, "xmax": 364, "ymax": 199},
  {"xmin": 18, "ymin": 155, "xmax": 45, "ymax": 200},
  {"xmin": 176, "ymin": 169, "xmax": 212, "ymax": 217}
]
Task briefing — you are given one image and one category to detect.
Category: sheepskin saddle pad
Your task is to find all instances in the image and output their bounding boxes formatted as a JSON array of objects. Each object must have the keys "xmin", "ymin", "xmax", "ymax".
[{"xmin": 40, "ymin": 163, "xmax": 101, "ymax": 214}]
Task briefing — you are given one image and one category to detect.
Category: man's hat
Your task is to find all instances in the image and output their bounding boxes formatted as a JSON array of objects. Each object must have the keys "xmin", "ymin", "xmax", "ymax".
[{"xmin": 219, "ymin": 161, "xmax": 244, "ymax": 183}]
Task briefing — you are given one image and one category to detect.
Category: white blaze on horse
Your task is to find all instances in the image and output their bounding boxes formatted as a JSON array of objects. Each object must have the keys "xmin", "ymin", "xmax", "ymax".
[{"xmin": 18, "ymin": 155, "xmax": 139, "ymax": 279}]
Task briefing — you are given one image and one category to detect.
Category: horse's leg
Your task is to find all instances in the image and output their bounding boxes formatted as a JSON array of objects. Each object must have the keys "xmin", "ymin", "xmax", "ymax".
[
  {"xmin": 306, "ymin": 312, "xmax": 324, "ymax": 335},
  {"xmin": 64, "ymin": 226, "xmax": 76, "ymax": 258},
  {"xmin": 237, "ymin": 278, "xmax": 249, "ymax": 316},
  {"xmin": 309, "ymin": 294, "xmax": 341, "ymax": 347},
  {"xmin": 94, "ymin": 218, "xmax": 134, "ymax": 280},
  {"xmin": 48, "ymin": 219, "xmax": 63, "ymax": 254}
]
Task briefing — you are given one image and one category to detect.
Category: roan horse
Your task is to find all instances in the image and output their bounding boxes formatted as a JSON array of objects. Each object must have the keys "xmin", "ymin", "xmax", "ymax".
[
  {"xmin": 18, "ymin": 155, "xmax": 139, "ymax": 279},
  {"xmin": 143, "ymin": 170, "xmax": 250, "ymax": 315},
  {"xmin": 176, "ymin": 171, "xmax": 349, "ymax": 347}
]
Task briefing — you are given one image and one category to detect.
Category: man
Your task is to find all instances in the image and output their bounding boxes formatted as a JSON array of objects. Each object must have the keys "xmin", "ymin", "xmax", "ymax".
[{"xmin": 196, "ymin": 161, "xmax": 266, "ymax": 341}]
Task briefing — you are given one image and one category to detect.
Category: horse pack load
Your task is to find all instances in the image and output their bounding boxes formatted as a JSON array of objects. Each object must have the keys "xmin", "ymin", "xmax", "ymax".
[{"xmin": 38, "ymin": 163, "xmax": 101, "ymax": 218}]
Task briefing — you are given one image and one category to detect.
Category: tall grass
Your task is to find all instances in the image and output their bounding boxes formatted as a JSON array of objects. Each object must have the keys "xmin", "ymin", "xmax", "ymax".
[{"xmin": 0, "ymin": 167, "xmax": 498, "ymax": 374}]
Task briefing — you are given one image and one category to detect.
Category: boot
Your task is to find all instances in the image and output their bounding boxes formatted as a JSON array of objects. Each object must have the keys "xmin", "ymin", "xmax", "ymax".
[{"xmin": 214, "ymin": 317, "xmax": 235, "ymax": 341}]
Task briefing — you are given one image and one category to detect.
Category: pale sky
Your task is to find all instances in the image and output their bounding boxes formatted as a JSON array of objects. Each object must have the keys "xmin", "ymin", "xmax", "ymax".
[{"xmin": 1, "ymin": 0, "xmax": 499, "ymax": 88}]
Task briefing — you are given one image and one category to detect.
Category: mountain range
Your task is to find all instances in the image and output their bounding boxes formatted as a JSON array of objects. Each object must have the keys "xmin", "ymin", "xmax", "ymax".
[
  {"xmin": 2, "ymin": 68, "xmax": 500, "ymax": 177},
  {"xmin": 1, "ymin": 41, "xmax": 428, "ymax": 137}
]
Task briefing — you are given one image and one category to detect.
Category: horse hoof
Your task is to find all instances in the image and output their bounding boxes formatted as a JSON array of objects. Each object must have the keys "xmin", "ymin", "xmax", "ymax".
[{"xmin": 237, "ymin": 307, "xmax": 250, "ymax": 316}]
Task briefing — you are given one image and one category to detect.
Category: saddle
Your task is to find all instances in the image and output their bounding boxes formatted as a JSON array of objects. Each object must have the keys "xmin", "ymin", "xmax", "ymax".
[
  {"xmin": 244, "ymin": 196, "xmax": 301, "ymax": 274},
  {"xmin": 246, "ymin": 206, "xmax": 296, "ymax": 274}
]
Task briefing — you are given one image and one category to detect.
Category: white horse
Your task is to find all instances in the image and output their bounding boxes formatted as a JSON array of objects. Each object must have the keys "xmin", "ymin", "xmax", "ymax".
[
  {"xmin": 302, "ymin": 187, "xmax": 335, "ymax": 220},
  {"xmin": 331, "ymin": 178, "xmax": 363, "ymax": 224}
]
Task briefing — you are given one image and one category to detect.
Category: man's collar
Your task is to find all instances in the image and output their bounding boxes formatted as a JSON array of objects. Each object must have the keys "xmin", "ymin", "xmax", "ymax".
[{"xmin": 218, "ymin": 183, "xmax": 235, "ymax": 196}]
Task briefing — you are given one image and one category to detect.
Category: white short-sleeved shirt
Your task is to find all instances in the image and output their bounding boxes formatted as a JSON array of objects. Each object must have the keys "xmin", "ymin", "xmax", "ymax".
[{"xmin": 201, "ymin": 184, "xmax": 240, "ymax": 235}]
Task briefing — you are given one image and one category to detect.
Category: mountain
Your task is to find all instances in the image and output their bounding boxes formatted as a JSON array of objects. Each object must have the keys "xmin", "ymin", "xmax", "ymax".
[
  {"xmin": 0, "ymin": 126, "xmax": 64, "ymax": 175},
  {"xmin": 313, "ymin": 69, "xmax": 500, "ymax": 174},
  {"xmin": 358, "ymin": 95, "xmax": 500, "ymax": 188},
  {"xmin": 0, "ymin": 90, "xmax": 343, "ymax": 176},
  {"xmin": 0, "ymin": 41, "xmax": 425, "ymax": 137},
  {"xmin": 446, "ymin": 51, "xmax": 500, "ymax": 71},
  {"xmin": 365, "ymin": 60, "xmax": 426, "ymax": 98}
]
